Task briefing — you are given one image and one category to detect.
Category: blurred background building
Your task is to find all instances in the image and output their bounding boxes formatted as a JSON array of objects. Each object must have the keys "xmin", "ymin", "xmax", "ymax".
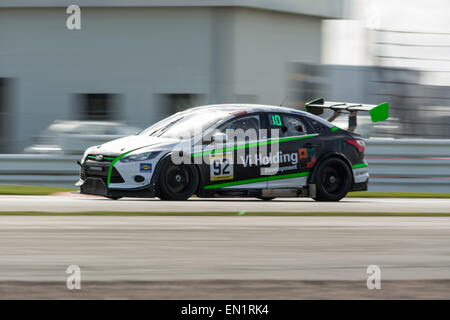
[
  {"xmin": 0, "ymin": 0, "xmax": 343, "ymax": 153},
  {"xmin": 295, "ymin": 0, "xmax": 450, "ymax": 139},
  {"xmin": 1, "ymin": 0, "xmax": 450, "ymax": 153},
  {"xmin": 1, "ymin": 0, "xmax": 449, "ymax": 190}
]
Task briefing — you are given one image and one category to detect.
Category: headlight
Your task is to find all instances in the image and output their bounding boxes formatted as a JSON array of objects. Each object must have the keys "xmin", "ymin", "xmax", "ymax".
[
  {"xmin": 119, "ymin": 151, "xmax": 160, "ymax": 163},
  {"xmin": 81, "ymin": 146, "xmax": 96, "ymax": 163}
]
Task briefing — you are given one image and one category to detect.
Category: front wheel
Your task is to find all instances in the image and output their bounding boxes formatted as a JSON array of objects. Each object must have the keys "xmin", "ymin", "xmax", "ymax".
[
  {"xmin": 158, "ymin": 159, "xmax": 199, "ymax": 201},
  {"xmin": 313, "ymin": 157, "xmax": 352, "ymax": 202}
]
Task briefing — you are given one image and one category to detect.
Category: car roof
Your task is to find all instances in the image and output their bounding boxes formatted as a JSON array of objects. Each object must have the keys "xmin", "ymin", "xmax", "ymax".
[
  {"xmin": 189, "ymin": 104, "xmax": 310, "ymax": 116},
  {"xmin": 186, "ymin": 103, "xmax": 334, "ymax": 128}
]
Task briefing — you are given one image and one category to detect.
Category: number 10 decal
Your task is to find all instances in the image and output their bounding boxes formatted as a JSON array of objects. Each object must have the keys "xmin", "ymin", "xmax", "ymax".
[
  {"xmin": 210, "ymin": 152, "xmax": 234, "ymax": 181},
  {"xmin": 271, "ymin": 115, "xmax": 282, "ymax": 126}
]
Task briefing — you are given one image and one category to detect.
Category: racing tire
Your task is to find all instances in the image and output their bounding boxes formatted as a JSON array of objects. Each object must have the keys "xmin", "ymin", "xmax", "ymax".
[
  {"xmin": 107, "ymin": 197, "xmax": 121, "ymax": 200},
  {"xmin": 158, "ymin": 159, "xmax": 199, "ymax": 201},
  {"xmin": 313, "ymin": 157, "xmax": 352, "ymax": 202}
]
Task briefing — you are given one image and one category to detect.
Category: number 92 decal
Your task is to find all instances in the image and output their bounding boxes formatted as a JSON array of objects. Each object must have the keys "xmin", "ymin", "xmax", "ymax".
[{"xmin": 210, "ymin": 152, "xmax": 234, "ymax": 181}]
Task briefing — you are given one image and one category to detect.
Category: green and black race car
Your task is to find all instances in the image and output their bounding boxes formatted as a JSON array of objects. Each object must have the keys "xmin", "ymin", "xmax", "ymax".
[{"xmin": 77, "ymin": 98, "xmax": 388, "ymax": 201}]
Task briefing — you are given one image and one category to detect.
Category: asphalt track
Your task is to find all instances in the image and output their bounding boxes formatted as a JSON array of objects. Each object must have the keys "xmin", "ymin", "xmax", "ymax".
[
  {"xmin": 1, "ymin": 216, "xmax": 450, "ymax": 281},
  {"xmin": 1, "ymin": 194, "xmax": 450, "ymax": 213},
  {"xmin": 1, "ymin": 196, "xmax": 450, "ymax": 298}
]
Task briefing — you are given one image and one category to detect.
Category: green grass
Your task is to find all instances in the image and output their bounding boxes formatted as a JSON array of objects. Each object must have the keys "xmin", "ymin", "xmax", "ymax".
[
  {"xmin": 347, "ymin": 192, "xmax": 450, "ymax": 198},
  {"xmin": 0, "ymin": 211, "xmax": 450, "ymax": 217},
  {"xmin": 0, "ymin": 185, "xmax": 77, "ymax": 196}
]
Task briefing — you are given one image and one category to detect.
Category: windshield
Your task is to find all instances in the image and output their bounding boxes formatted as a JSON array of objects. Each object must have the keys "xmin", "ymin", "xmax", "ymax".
[{"xmin": 139, "ymin": 110, "xmax": 229, "ymax": 140}]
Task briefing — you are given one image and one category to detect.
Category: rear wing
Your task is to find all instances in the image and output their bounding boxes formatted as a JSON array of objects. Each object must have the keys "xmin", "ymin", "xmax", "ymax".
[{"xmin": 305, "ymin": 98, "xmax": 389, "ymax": 132}]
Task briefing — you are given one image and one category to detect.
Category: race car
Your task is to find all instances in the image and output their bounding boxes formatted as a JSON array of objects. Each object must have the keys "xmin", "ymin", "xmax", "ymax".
[{"xmin": 76, "ymin": 98, "xmax": 389, "ymax": 201}]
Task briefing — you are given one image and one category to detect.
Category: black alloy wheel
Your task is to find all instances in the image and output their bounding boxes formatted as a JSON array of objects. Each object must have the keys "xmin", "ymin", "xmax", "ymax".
[
  {"xmin": 158, "ymin": 159, "xmax": 199, "ymax": 201},
  {"xmin": 313, "ymin": 157, "xmax": 352, "ymax": 202}
]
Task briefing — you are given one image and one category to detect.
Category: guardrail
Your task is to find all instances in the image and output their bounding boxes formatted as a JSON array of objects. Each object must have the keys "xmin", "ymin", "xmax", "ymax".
[
  {"xmin": 0, "ymin": 154, "xmax": 80, "ymax": 188},
  {"xmin": 365, "ymin": 139, "xmax": 450, "ymax": 192},
  {"xmin": 0, "ymin": 139, "xmax": 449, "ymax": 192}
]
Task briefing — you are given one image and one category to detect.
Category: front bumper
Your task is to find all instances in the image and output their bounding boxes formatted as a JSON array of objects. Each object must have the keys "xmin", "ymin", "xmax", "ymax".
[
  {"xmin": 80, "ymin": 177, "xmax": 156, "ymax": 198},
  {"xmin": 351, "ymin": 179, "xmax": 369, "ymax": 192}
]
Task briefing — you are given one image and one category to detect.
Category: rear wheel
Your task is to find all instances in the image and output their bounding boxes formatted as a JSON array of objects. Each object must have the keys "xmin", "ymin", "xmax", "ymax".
[
  {"xmin": 313, "ymin": 157, "xmax": 352, "ymax": 202},
  {"xmin": 158, "ymin": 159, "xmax": 199, "ymax": 201}
]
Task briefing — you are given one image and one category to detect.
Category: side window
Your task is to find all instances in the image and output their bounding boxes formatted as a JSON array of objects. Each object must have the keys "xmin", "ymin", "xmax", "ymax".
[
  {"xmin": 269, "ymin": 113, "xmax": 308, "ymax": 137},
  {"xmin": 218, "ymin": 115, "xmax": 260, "ymax": 142},
  {"xmin": 307, "ymin": 119, "xmax": 328, "ymax": 133}
]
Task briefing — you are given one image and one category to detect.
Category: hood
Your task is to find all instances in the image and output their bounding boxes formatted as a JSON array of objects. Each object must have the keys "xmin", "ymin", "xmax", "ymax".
[{"xmin": 89, "ymin": 135, "xmax": 180, "ymax": 156}]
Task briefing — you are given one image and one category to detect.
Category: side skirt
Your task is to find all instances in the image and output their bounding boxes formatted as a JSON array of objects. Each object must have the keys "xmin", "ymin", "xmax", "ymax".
[{"xmin": 197, "ymin": 188, "xmax": 310, "ymax": 198}]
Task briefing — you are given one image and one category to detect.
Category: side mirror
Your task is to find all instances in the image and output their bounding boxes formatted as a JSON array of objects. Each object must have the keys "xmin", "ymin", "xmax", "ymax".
[{"xmin": 211, "ymin": 132, "xmax": 227, "ymax": 143}]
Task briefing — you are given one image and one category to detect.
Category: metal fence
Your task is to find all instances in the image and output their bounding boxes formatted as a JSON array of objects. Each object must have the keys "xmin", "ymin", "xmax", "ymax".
[{"xmin": 0, "ymin": 139, "xmax": 449, "ymax": 192}]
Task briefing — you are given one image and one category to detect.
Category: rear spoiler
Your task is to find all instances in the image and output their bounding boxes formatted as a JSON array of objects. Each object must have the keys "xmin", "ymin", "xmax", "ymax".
[{"xmin": 305, "ymin": 98, "xmax": 389, "ymax": 132}]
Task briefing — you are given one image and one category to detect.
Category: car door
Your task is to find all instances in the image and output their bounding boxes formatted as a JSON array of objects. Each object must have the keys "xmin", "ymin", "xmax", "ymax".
[
  {"xmin": 266, "ymin": 112, "xmax": 323, "ymax": 188},
  {"xmin": 203, "ymin": 113, "xmax": 267, "ymax": 189}
]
